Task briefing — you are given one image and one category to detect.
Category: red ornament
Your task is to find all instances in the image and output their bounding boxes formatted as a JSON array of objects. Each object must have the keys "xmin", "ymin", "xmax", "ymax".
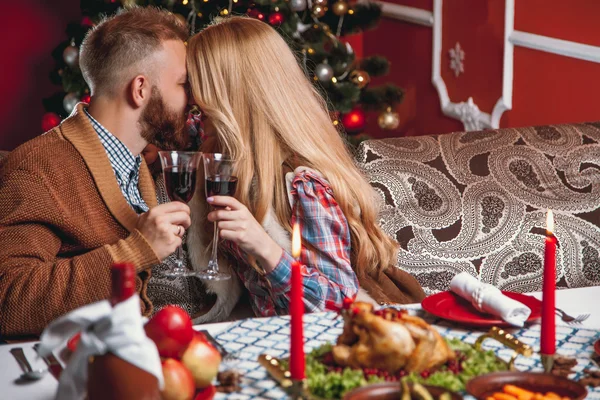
[
  {"xmin": 81, "ymin": 93, "xmax": 91, "ymax": 104},
  {"xmin": 248, "ymin": 8, "xmax": 266, "ymax": 21},
  {"xmin": 41, "ymin": 112, "xmax": 61, "ymax": 132},
  {"xmin": 268, "ymin": 11, "xmax": 285, "ymax": 26},
  {"xmin": 341, "ymin": 108, "xmax": 366, "ymax": 134}
]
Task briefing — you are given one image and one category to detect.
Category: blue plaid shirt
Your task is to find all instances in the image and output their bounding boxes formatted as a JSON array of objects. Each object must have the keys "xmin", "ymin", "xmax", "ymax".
[{"xmin": 85, "ymin": 109, "xmax": 149, "ymax": 214}]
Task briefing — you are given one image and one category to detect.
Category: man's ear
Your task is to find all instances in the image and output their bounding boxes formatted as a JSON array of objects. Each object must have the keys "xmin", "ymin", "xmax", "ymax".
[{"xmin": 130, "ymin": 74, "xmax": 151, "ymax": 108}]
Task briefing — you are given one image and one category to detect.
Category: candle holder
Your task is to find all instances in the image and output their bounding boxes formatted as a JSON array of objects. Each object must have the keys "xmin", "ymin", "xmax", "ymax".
[
  {"xmin": 540, "ymin": 353, "xmax": 555, "ymax": 373},
  {"xmin": 258, "ymin": 354, "xmax": 309, "ymax": 399},
  {"xmin": 474, "ymin": 326, "xmax": 534, "ymax": 370}
]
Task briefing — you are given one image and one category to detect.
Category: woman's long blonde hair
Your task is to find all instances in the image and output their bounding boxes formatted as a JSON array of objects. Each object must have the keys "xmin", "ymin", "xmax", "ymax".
[{"xmin": 187, "ymin": 16, "xmax": 398, "ymax": 277}]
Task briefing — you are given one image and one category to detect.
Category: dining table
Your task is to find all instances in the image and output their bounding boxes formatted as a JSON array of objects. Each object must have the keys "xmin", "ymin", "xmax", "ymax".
[{"xmin": 1, "ymin": 285, "xmax": 599, "ymax": 400}]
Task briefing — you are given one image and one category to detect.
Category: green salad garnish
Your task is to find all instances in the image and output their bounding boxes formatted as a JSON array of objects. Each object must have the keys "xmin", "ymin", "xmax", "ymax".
[{"xmin": 301, "ymin": 338, "xmax": 507, "ymax": 399}]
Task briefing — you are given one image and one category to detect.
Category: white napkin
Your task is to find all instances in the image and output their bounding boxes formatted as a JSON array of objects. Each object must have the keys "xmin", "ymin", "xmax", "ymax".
[
  {"xmin": 449, "ymin": 272, "xmax": 532, "ymax": 327},
  {"xmin": 37, "ymin": 295, "xmax": 164, "ymax": 400}
]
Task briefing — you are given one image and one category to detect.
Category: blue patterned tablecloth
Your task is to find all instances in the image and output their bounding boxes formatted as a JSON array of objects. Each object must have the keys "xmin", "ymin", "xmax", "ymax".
[{"xmin": 213, "ymin": 307, "xmax": 600, "ymax": 400}]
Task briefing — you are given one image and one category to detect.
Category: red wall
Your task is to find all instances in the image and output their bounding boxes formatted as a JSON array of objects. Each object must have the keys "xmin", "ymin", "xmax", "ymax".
[
  {"xmin": 363, "ymin": 0, "xmax": 600, "ymax": 138},
  {"xmin": 0, "ymin": 0, "xmax": 80, "ymax": 151}
]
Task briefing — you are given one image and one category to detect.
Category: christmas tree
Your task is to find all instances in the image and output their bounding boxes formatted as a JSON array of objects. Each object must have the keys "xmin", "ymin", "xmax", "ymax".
[{"xmin": 42, "ymin": 0, "xmax": 403, "ymax": 142}]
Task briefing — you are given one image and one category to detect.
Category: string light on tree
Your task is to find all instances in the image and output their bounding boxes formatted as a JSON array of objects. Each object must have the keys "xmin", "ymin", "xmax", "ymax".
[
  {"xmin": 312, "ymin": 4, "xmax": 327, "ymax": 17},
  {"xmin": 248, "ymin": 8, "xmax": 266, "ymax": 21},
  {"xmin": 332, "ymin": 1, "xmax": 348, "ymax": 16},
  {"xmin": 378, "ymin": 107, "xmax": 400, "ymax": 130}
]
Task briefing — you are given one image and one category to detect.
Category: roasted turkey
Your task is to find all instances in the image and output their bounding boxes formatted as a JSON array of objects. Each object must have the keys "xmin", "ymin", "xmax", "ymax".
[{"xmin": 331, "ymin": 302, "xmax": 455, "ymax": 373}]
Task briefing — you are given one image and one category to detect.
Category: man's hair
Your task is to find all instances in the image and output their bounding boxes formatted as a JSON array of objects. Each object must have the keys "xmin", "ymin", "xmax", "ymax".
[{"xmin": 79, "ymin": 7, "xmax": 188, "ymax": 96}]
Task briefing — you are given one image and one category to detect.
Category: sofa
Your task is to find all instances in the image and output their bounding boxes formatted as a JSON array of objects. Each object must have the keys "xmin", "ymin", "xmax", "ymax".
[{"xmin": 355, "ymin": 122, "xmax": 600, "ymax": 295}]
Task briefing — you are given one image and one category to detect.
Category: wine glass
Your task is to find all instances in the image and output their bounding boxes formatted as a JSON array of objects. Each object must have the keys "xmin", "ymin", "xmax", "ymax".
[
  {"xmin": 196, "ymin": 153, "xmax": 237, "ymax": 281},
  {"xmin": 158, "ymin": 151, "xmax": 202, "ymax": 277}
]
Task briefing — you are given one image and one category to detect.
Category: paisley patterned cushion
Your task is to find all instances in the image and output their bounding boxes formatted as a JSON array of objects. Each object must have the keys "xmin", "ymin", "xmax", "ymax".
[{"xmin": 356, "ymin": 123, "xmax": 600, "ymax": 294}]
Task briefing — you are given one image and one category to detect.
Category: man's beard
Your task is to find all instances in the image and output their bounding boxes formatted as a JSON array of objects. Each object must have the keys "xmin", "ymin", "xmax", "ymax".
[{"xmin": 139, "ymin": 87, "xmax": 189, "ymax": 150}]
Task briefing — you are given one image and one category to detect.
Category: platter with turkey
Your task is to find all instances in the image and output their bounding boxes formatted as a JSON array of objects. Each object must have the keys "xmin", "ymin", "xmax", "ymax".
[{"xmin": 274, "ymin": 301, "xmax": 516, "ymax": 400}]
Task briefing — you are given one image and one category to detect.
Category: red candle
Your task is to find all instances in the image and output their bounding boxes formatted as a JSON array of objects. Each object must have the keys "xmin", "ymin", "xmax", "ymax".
[
  {"xmin": 290, "ymin": 223, "xmax": 305, "ymax": 380},
  {"xmin": 541, "ymin": 210, "xmax": 557, "ymax": 356}
]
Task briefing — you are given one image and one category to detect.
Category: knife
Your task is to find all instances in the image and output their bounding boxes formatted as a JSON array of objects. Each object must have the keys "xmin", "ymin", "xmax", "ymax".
[{"xmin": 33, "ymin": 343, "xmax": 63, "ymax": 380}]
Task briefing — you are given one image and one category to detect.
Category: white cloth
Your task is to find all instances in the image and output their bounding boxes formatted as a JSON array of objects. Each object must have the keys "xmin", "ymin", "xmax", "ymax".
[
  {"xmin": 450, "ymin": 272, "xmax": 532, "ymax": 327},
  {"xmin": 37, "ymin": 295, "xmax": 164, "ymax": 400}
]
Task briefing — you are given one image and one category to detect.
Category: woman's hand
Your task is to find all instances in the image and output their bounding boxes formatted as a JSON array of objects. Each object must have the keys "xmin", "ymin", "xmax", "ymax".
[{"xmin": 207, "ymin": 196, "xmax": 283, "ymax": 272}]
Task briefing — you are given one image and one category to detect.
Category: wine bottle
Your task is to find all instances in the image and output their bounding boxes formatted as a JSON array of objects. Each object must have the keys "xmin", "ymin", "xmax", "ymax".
[{"xmin": 87, "ymin": 263, "xmax": 161, "ymax": 400}]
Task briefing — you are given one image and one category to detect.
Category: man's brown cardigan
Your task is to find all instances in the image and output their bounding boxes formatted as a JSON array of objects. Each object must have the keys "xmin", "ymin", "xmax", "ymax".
[{"xmin": 0, "ymin": 104, "xmax": 161, "ymax": 337}]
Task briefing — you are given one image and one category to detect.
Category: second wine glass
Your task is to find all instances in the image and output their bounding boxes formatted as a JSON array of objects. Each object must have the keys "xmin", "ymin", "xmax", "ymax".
[{"xmin": 197, "ymin": 153, "xmax": 236, "ymax": 281}]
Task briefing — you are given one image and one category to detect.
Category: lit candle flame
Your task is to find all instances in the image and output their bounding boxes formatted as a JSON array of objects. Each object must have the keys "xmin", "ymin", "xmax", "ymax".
[
  {"xmin": 546, "ymin": 209, "xmax": 554, "ymax": 236},
  {"xmin": 292, "ymin": 223, "xmax": 301, "ymax": 259}
]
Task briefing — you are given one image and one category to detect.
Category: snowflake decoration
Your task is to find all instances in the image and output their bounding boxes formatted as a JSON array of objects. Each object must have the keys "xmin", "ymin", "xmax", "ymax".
[{"xmin": 449, "ymin": 42, "xmax": 465, "ymax": 77}]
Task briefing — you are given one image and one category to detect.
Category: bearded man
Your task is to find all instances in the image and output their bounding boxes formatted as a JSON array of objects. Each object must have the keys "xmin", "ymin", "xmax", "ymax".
[{"xmin": 0, "ymin": 7, "xmax": 216, "ymax": 337}]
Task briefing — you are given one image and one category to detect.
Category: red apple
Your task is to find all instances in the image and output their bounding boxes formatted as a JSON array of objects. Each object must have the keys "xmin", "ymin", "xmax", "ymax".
[
  {"xmin": 161, "ymin": 358, "xmax": 195, "ymax": 400},
  {"xmin": 145, "ymin": 305, "xmax": 194, "ymax": 358},
  {"xmin": 182, "ymin": 332, "xmax": 222, "ymax": 388},
  {"xmin": 194, "ymin": 385, "xmax": 216, "ymax": 400}
]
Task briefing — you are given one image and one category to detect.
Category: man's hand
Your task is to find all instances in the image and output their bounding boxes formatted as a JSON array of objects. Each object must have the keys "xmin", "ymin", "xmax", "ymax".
[{"xmin": 136, "ymin": 202, "xmax": 191, "ymax": 260}]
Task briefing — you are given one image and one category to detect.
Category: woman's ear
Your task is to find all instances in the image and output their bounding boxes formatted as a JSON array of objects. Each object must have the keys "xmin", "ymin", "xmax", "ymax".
[{"xmin": 129, "ymin": 74, "xmax": 151, "ymax": 108}]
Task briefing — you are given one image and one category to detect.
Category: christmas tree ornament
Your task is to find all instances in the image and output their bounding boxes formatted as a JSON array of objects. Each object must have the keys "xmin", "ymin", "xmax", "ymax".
[
  {"xmin": 63, "ymin": 45, "xmax": 79, "ymax": 68},
  {"xmin": 220, "ymin": 8, "xmax": 230, "ymax": 16},
  {"xmin": 268, "ymin": 11, "xmax": 284, "ymax": 25},
  {"xmin": 41, "ymin": 112, "xmax": 61, "ymax": 132},
  {"xmin": 63, "ymin": 92, "xmax": 79, "ymax": 113},
  {"xmin": 81, "ymin": 93, "xmax": 91, "ymax": 104},
  {"xmin": 315, "ymin": 63, "xmax": 334, "ymax": 82},
  {"xmin": 349, "ymin": 70, "xmax": 370, "ymax": 89},
  {"xmin": 332, "ymin": 1, "xmax": 348, "ymax": 16},
  {"xmin": 341, "ymin": 108, "xmax": 366, "ymax": 134},
  {"xmin": 312, "ymin": 4, "xmax": 327, "ymax": 17},
  {"xmin": 378, "ymin": 107, "xmax": 400, "ymax": 130},
  {"xmin": 313, "ymin": 0, "xmax": 327, "ymax": 6},
  {"xmin": 290, "ymin": 0, "xmax": 307, "ymax": 12}
]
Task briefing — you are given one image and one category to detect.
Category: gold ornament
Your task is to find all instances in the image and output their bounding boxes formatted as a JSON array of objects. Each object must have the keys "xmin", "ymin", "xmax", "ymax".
[
  {"xmin": 350, "ymin": 70, "xmax": 370, "ymax": 89},
  {"xmin": 312, "ymin": 4, "xmax": 327, "ymax": 17},
  {"xmin": 378, "ymin": 107, "xmax": 400, "ymax": 130},
  {"xmin": 220, "ymin": 8, "xmax": 230, "ymax": 15},
  {"xmin": 332, "ymin": 1, "xmax": 348, "ymax": 16}
]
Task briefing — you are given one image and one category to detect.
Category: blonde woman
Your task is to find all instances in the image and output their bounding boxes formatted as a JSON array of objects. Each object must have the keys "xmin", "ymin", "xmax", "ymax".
[{"xmin": 186, "ymin": 16, "xmax": 425, "ymax": 317}]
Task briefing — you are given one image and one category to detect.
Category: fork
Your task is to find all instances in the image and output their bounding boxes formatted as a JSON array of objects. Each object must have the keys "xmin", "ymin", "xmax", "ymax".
[{"xmin": 555, "ymin": 307, "xmax": 590, "ymax": 324}]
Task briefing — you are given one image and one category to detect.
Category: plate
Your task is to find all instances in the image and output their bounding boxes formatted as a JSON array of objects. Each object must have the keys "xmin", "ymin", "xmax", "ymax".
[
  {"xmin": 421, "ymin": 291, "xmax": 542, "ymax": 327},
  {"xmin": 466, "ymin": 371, "xmax": 587, "ymax": 400},
  {"xmin": 342, "ymin": 382, "xmax": 463, "ymax": 400}
]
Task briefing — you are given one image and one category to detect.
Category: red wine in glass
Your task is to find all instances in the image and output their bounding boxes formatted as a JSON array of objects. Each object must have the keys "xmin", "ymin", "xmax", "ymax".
[
  {"xmin": 205, "ymin": 176, "xmax": 238, "ymax": 198},
  {"xmin": 163, "ymin": 166, "xmax": 197, "ymax": 204}
]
